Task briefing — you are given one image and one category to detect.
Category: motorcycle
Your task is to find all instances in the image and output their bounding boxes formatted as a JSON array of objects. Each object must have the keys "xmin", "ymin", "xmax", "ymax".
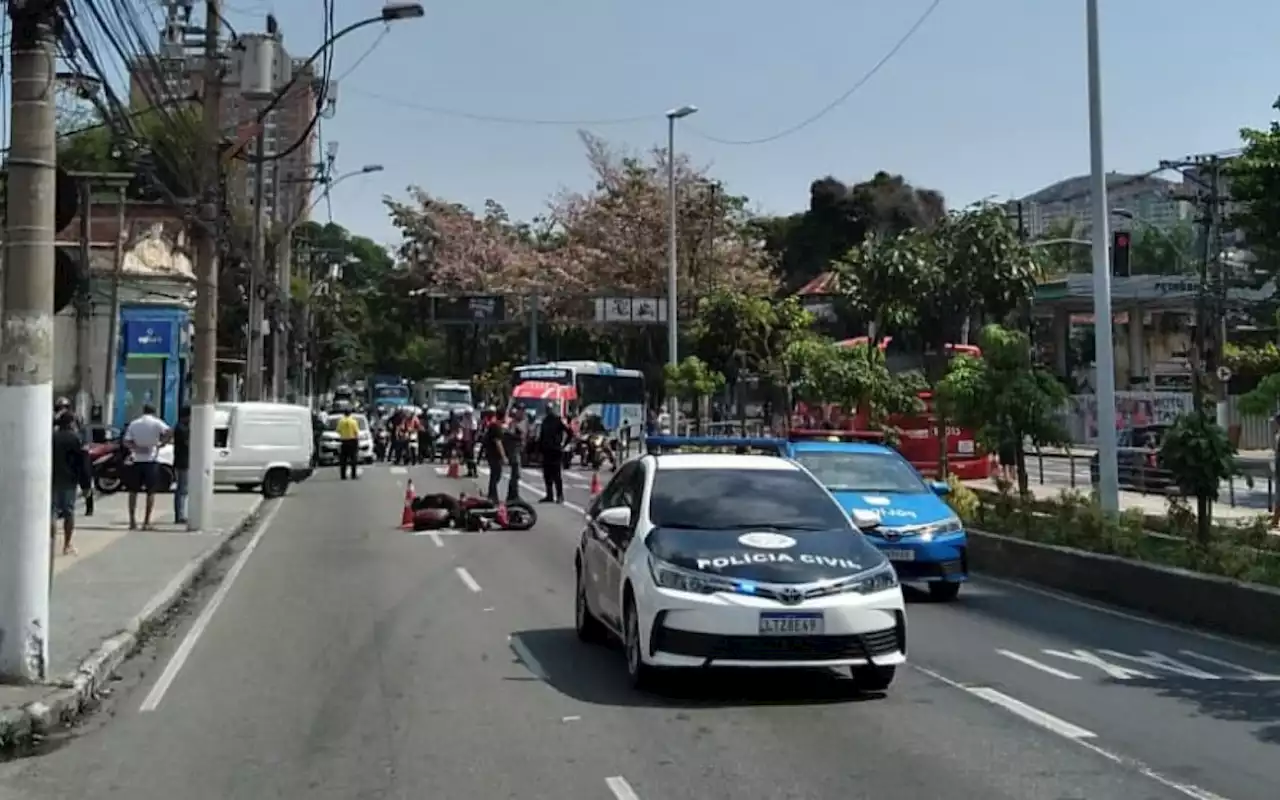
[
  {"xmin": 409, "ymin": 492, "xmax": 537, "ymax": 531},
  {"xmin": 582, "ymin": 433, "xmax": 616, "ymax": 470},
  {"xmin": 373, "ymin": 429, "xmax": 389, "ymax": 461},
  {"xmin": 92, "ymin": 442, "xmax": 128, "ymax": 494}
]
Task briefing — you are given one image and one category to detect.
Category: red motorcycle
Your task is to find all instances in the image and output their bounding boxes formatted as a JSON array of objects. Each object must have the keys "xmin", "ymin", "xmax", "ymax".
[{"xmin": 409, "ymin": 492, "xmax": 537, "ymax": 531}]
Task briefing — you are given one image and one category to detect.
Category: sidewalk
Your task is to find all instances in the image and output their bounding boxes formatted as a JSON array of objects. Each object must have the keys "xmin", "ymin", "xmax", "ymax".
[
  {"xmin": 963, "ymin": 478, "xmax": 1271, "ymax": 523},
  {"xmin": 0, "ymin": 489, "xmax": 263, "ymax": 747}
]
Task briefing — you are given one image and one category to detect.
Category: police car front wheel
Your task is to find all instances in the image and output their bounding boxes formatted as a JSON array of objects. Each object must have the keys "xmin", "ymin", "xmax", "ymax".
[
  {"xmin": 574, "ymin": 564, "xmax": 608, "ymax": 644},
  {"xmin": 623, "ymin": 596, "xmax": 661, "ymax": 690}
]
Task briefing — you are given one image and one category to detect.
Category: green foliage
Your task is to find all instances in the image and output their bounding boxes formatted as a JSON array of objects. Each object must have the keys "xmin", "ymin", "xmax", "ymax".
[
  {"xmin": 1159, "ymin": 410, "xmax": 1238, "ymax": 506},
  {"xmin": 1129, "ymin": 221, "xmax": 1198, "ymax": 275},
  {"xmin": 688, "ymin": 290, "xmax": 812, "ymax": 384},
  {"xmin": 1239, "ymin": 373, "xmax": 1280, "ymax": 416},
  {"xmin": 831, "ymin": 231, "xmax": 926, "ymax": 333},
  {"xmin": 1225, "ymin": 342, "xmax": 1280, "ymax": 380},
  {"xmin": 663, "ymin": 356, "xmax": 726, "ymax": 402},
  {"xmin": 943, "ymin": 474, "xmax": 980, "ymax": 521},
  {"xmin": 1227, "ymin": 101, "xmax": 1280, "ymax": 278},
  {"xmin": 935, "ymin": 324, "xmax": 1069, "ymax": 491},
  {"xmin": 785, "ymin": 338, "xmax": 925, "ymax": 426},
  {"xmin": 58, "ymin": 104, "xmax": 205, "ymax": 200}
]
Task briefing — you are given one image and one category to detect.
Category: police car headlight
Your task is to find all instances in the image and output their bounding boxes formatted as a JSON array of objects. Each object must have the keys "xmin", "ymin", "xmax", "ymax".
[
  {"xmin": 648, "ymin": 556, "xmax": 736, "ymax": 595},
  {"xmin": 920, "ymin": 516, "xmax": 964, "ymax": 537},
  {"xmin": 849, "ymin": 563, "xmax": 899, "ymax": 595}
]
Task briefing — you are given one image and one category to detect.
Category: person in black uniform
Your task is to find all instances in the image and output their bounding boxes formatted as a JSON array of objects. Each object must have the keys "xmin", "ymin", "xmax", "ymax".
[
  {"xmin": 537, "ymin": 402, "xmax": 569, "ymax": 503},
  {"xmin": 503, "ymin": 407, "xmax": 528, "ymax": 502},
  {"xmin": 482, "ymin": 408, "xmax": 507, "ymax": 502}
]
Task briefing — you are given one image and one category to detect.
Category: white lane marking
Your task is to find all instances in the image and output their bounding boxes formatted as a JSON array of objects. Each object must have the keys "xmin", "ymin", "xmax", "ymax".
[
  {"xmin": 976, "ymin": 574, "xmax": 1280, "ymax": 657},
  {"xmin": 508, "ymin": 634, "xmax": 548, "ymax": 680},
  {"xmin": 912, "ymin": 664, "xmax": 1232, "ymax": 800},
  {"xmin": 455, "ymin": 566, "xmax": 482, "ymax": 592},
  {"xmin": 1179, "ymin": 649, "xmax": 1280, "ymax": 681},
  {"xmin": 139, "ymin": 499, "xmax": 284, "ymax": 712},
  {"xmin": 428, "ymin": 532, "xmax": 444, "ymax": 547},
  {"xmin": 605, "ymin": 776, "xmax": 641, "ymax": 800},
  {"xmin": 965, "ymin": 686, "xmax": 1096, "ymax": 739},
  {"xmin": 389, "ymin": 466, "xmax": 408, "ymax": 475},
  {"xmin": 475, "ymin": 467, "xmax": 588, "ymax": 515},
  {"xmin": 997, "ymin": 649, "xmax": 1082, "ymax": 680}
]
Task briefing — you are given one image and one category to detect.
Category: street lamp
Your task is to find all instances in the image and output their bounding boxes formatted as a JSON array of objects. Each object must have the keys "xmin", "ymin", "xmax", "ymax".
[
  {"xmin": 381, "ymin": 2, "xmax": 426, "ymax": 20},
  {"xmin": 1085, "ymin": 0, "xmax": 1119, "ymax": 513},
  {"xmin": 666, "ymin": 104, "xmax": 697, "ymax": 430}
]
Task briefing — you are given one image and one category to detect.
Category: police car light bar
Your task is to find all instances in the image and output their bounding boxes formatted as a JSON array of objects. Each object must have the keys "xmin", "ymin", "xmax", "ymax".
[
  {"xmin": 787, "ymin": 429, "xmax": 886, "ymax": 443},
  {"xmin": 643, "ymin": 436, "xmax": 787, "ymax": 455}
]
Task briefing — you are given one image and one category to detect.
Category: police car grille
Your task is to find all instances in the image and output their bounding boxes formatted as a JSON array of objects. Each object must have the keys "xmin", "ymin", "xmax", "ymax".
[{"xmin": 653, "ymin": 624, "xmax": 903, "ymax": 662}]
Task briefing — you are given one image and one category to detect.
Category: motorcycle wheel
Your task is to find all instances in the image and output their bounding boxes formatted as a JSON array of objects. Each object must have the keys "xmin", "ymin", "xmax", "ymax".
[
  {"xmin": 95, "ymin": 473, "xmax": 122, "ymax": 495},
  {"xmin": 503, "ymin": 500, "xmax": 537, "ymax": 531}
]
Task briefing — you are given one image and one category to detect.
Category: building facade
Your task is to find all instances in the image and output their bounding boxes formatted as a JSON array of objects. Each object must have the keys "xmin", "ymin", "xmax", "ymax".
[{"xmin": 1008, "ymin": 172, "xmax": 1194, "ymax": 238}]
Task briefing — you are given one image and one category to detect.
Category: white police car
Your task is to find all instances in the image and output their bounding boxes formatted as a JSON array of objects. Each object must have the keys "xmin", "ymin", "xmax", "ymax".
[{"xmin": 573, "ymin": 438, "xmax": 906, "ymax": 692}]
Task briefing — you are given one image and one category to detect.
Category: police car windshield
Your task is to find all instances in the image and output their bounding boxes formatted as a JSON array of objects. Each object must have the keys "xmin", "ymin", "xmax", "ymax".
[
  {"xmin": 794, "ymin": 451, "xmax": 927, "ymax": 494},
  {"xmin": 649, "ymin": 468, "xmax": 850, "ymax": 531}
]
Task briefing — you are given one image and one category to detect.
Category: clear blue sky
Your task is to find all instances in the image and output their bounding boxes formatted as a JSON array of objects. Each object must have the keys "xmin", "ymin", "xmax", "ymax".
[{"xmin": 225, "ymin": 0, "xmax": 1280, "ymax": 246}]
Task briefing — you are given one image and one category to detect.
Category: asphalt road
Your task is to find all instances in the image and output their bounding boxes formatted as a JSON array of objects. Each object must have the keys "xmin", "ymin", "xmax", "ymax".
[{"xmin": 0, "ymin": 460, "xmax": 1276, "ymax": 799}]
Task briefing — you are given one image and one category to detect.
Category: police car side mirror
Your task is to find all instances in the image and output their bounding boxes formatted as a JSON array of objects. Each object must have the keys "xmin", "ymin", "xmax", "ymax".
[
  {"xmin": 596, "ymin": 506, "xmax": 632, "ymax": 529},
  {"xmin": 850, "ymin": 509, "xmax": 881, "ymax": 530},
  {"xmin": 929, "ymin": 480, "xmax": 951, "ymax": 496}
]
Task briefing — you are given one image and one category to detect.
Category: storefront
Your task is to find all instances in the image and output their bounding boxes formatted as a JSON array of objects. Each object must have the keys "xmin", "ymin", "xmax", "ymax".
[{"xmin": 114, "ymin": 305, "xmax": 189, "ymax": 428}]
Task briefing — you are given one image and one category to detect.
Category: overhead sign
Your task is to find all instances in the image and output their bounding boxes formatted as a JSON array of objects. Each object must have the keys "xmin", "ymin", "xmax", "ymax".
[
  {"xmin": 593, "ymin": 296, "xmax": 669, "ymax": 324},
  {"xmin": 433, "ymin": 295, "xmax": 506, "ymax": 325}
]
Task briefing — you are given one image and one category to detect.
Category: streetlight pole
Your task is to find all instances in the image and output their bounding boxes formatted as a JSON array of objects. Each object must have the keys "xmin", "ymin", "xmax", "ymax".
[
  {"xmin": 1086, "ymin": 0, "xmax": 1119, "ymax": 513},
  {"xmin": 665, "ymin": 105, "xmax": 697, "ymax": 431}
]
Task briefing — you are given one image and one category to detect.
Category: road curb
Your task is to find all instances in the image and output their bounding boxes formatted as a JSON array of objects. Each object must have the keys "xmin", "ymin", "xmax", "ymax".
[
  {"xmin": 0, "ymin": 497, "xmax": 267, "ymax": 751},
  {"xmin": 969, "ymin": 527, "xmax": 1280, "ymax": 645}
]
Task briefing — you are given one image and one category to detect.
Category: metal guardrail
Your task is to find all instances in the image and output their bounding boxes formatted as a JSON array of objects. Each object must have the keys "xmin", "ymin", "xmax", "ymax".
[{"xmin": 1020, "ymin": 446, "xmax": 1274, "ymax": 510}]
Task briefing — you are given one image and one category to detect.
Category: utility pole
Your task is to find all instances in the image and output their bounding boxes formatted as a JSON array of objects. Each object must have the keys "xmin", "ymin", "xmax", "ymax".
[
  {"xmin": 74, "ymin": 180, "xmax": 92, "ymax": 421},
  {"xmin": 187, "ymin": 0, "xmax": 223, "ymax": 533},
  {"xmin": 269, "ymin": 175, "xmax": 289, "ymax": 401},
  {"xmin": 101, "ymin": 186, "xmax": 126, "ymax": 427},
  {"xmin": 246, "ymin": 127, "xmax": 266, "ymax": 401},
  {"xmin": 0, "ymin": 0, "xmax": 59, "ymax": 683}
]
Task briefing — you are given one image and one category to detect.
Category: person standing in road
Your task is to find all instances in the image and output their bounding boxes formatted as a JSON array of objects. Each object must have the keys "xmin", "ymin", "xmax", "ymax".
[
  {"xmin": 481, "ymin": 407, "xmax": 507, "ymax": 502},
  {"xmin": 173, "ymin": 406, "xmax": 191, "ymax": 524},
  {"xmin": 504, "ymin": 407, "xmax": 528, "ymax": 502},
  {"xmin": 123, "ymin": 403, "xmax": 171, "ymax": 531},
  {"xmin": 336, "ymin": 408, "xmax": 361, "ymax": 480},
  {"xmin": 537, "ymin": 402, "xmax": 569, "ymax": 503},
  {"xmin": 51, "ymin": 411, "xmax": 92, "ymax": 556}
]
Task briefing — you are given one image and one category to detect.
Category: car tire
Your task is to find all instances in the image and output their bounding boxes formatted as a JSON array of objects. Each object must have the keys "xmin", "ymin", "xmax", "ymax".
[
  {"xmin": 261, "ymin": 468, "xmax": 290, "ymax": 499},
  {"xmin": 623, "ymin": 595, "xmax": 660, "ymax": 691},
  {"xmin": 929, "ymin": 581, "xmax": 961, "ymax": 601},
  {"xmin": 574, "ymin": 564, "xmax": 608, "ymax": 644},
  {"xmin": 851, "ymin": 664, "xmax": 896, "ymax": 693}
]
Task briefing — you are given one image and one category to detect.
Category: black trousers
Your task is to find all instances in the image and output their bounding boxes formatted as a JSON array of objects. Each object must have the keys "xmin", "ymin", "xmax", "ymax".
[
  {"xmin": 339, "ymin": 440, "xmax": 359, "ymax": 479},
  {"xmin": 506, "ymin": 450, "xmax": 522, "ymax": 502},
  {"xmin": 486, "ymin": 459, "xmax": 503, "ymax": 501},
  {"xmin": 541, "ymin": 453, "xmax": 563, "ymax": 501}
]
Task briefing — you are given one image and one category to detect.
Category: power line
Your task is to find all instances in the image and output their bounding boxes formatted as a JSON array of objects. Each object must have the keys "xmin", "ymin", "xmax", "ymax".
[
  {"xmin": 687, "ymin": 0, "xmax": 945, "ymax": 146},
  {"xmin": 334, "ymin": 27, "xmax": 387, "ymax": 83},
  {"xmin": 342, "ymin": 86, "xmax": 658, "ymax": 126}
]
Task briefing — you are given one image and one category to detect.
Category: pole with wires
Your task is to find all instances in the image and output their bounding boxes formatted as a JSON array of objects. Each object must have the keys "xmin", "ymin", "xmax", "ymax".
[
  {"xmin": 246, "ymin": 127, "xmax": 266, "ymax": 401},
  {"xmin": 0, "ymin": 0, "xmax": 59, "ymax": 683},
  {"xmin": 187, "ymin": 0, "xmax": 223, "ymax": 533}
]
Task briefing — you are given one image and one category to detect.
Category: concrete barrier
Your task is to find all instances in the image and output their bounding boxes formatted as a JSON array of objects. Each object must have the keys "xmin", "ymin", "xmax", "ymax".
[{"xmin": 969, "ymin": 528, "xmax": 1280, "ymax": 645}]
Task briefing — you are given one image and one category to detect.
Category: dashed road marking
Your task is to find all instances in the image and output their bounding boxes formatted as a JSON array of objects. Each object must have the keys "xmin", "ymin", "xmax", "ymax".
[
  {"xmin": 455, "ymin": 566, "xmax": 482, "ymax": 592},
  {"xmin": 997, "ymin": 649, "xmax": 1081, "ymax": 680},
  {"xmin": 605, "ymin": 776, "xmax": 641, "ymax": 800}
]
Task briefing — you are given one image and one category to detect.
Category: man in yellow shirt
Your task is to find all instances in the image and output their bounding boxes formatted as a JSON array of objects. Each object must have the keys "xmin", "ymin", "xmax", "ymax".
[{"xmin": 336, "ymin": 409, "xmax": 361, "ymax": 480}]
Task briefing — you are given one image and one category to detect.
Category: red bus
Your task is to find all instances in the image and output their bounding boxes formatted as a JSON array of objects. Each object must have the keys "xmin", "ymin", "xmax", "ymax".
[{"xmin": 797, "ymin": 336, "xmax": 992, "ymax": 480}]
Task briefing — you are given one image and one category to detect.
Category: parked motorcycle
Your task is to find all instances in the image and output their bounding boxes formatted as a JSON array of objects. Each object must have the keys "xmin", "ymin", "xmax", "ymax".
[{"xmin": 92, "ymin": 442, "xmax": 129, "ymax": 494}]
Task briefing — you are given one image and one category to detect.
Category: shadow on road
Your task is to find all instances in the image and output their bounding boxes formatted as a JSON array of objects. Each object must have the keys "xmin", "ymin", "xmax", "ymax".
[
  {"xmin": 511, "ymin": 627, "xmax": 885, "ymax": 709},
  {"xmin": 1119, "ymin": 675, "xmax": 1280, "ymax": 746}
]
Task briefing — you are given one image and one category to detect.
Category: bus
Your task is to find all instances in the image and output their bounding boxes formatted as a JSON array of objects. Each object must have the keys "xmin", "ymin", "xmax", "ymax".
[
  {"xmin": 509, "ymin": 361, "xmax": 645, "ymax": 434},
  {"xmin": 831, "ymin": 337, "xmax": 992, "ymax": 480}
]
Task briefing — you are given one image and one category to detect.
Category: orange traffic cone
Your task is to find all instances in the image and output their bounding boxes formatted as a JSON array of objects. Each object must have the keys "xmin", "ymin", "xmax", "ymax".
[
  {"xmin": 446, "ymin": 456, "xmax": 460, "ymax": 479},
  {"xmin": 400, "ymin": 480, "xmax": 416, "ymax": 529},
  {"xmin": 496, "ymin": 503, "xmax": 509, "ymax": 528},
  {"xmin": 589, "ymin": 469, "xmax": 602, "ymax": 496}
]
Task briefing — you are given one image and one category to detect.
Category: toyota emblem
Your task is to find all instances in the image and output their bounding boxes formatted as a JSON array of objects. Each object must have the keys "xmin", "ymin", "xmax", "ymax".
[{"xmin": 779, "ymin": 588, "xmax": 803, "ymax": 605}]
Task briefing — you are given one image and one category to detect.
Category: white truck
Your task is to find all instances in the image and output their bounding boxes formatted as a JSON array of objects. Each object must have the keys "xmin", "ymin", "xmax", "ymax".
[{"xmin": 417, "ymin": 378, "xmax": 475, "ymax": 424}]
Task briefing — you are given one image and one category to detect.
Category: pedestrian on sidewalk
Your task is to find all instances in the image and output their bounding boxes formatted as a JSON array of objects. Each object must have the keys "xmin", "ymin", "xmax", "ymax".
[
  {"xmin": 123, "ymin": 403, "xmax": 171, "ymax": 530},
  {"xmin": 336, "ymin": 407, "xmax": 361, "ymax": 480},
  {"xmin": 173, "ymin": 406, "xmax": 191, "ymax": 524},
  {"xmin": 538, "ymin": 402, "xmax": 569, "ymax": 504},
  {"xmin": 52, "ymin": 411, "xmax": 92, "ymax": 556}
]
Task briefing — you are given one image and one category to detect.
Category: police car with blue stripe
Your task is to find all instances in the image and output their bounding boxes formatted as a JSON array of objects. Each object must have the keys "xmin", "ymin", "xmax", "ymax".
[
  {"xmin": 574, "ymin": 436, "xmax": 906, "ymax": 693},
  {"xmin": 786, "ymin": 432, "xmax": 968, "ymax": 601}
]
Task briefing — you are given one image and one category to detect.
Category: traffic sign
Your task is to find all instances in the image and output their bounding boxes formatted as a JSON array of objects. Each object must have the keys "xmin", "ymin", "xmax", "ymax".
[{"xmin": 1216, "ymin": 365, "xmax": 1233, "ymax": 383}]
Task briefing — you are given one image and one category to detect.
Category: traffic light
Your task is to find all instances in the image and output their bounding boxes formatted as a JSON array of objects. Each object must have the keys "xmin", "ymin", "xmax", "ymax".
[
  {"xmin": 1111, "ymin": 230, "xmax": 1131, "ymax": 277},
  {"xmin": 52, "ymin": 167, "xmax": 84, "ymax": 314}
]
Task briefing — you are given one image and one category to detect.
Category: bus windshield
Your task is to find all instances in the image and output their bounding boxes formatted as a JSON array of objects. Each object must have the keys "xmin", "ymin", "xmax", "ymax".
[{"xmin": 374, "ymin": 386, "xmax": 409, "ymax": 399}]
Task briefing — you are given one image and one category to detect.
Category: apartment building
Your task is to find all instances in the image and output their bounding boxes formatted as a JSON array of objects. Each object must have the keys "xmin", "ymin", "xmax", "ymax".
[{"xmin": 1007, "ymin": 172, "xmax": 1194, "ymax": 238}]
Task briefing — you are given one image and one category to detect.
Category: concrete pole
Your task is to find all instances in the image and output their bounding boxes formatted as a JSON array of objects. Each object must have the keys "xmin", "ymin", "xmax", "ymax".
[
  {"xmin": 188, "ymin": 0, "xmax": 223, "ymax": 533},
  {"xmin": 0, "ymin": 5, "xmax": 58, "ymax": 683},
  {"xmin": 246, "ymin": 127, "xmax": 266, "ymax": 400},
  {"xmin": 74, "ymin": 181, "xmax": 93, "ymax": 422},
  {"xmin": 101, "ymin": 187, "xmax": 126, "ymax": 427}
]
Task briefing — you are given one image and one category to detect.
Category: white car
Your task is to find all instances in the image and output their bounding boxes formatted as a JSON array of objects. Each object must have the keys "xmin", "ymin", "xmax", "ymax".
[
  {"xmin": 574, "ymin": 450, "xmax": 906, "ymax": 692},
  {"xmin": 318, "ymin": 413, "xmax": 375, "ymax": 465}
]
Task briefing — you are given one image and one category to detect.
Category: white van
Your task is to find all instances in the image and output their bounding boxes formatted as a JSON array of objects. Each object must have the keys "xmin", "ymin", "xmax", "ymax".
[{"xmin": 214, "ymin": 402, "xmax": 315, "ymax": 497}]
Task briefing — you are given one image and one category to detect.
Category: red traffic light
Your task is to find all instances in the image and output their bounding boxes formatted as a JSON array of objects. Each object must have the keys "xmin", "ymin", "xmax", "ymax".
[{"xmin": 1114, "ymin": 233, "xmax": 1130, "ymax": 247}]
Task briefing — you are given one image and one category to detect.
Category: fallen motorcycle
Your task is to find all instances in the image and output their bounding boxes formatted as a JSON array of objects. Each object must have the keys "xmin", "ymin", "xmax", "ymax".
[{"xmin": 409, "ymin": 492, "xmax": 537, "ymax": 532}]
